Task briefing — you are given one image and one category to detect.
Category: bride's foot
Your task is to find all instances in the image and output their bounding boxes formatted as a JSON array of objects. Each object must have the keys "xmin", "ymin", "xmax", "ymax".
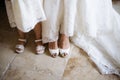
[
  {"xmin": 59, "ymin": 34, "xmax": 70, "ymax": 57},
  {"xmin": 35, "ymin": 39, "xmax": 45, "ymax": 55},
  {"xmin": 15, "ymin": 38, "xmax": 27, "ymax": 54},
  {"xmin": 49, "ymin": 41, "xmax": 59, "ymax": 58}
]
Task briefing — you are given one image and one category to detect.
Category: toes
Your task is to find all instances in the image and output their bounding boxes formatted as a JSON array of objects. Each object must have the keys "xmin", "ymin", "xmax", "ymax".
[
  {"xmin": 16, "ymin": 48, "xmax": 21, "ymax": 51},
  {"xmin": 36, "ymin": 45, "xmax": 45, "ymax": 55},
  {"xmin": 15, "ymin": 48, "xmax": 23, "ymax": 54},
  {"xmin": 51, "ymin": 53, "xmax": 58, "ymax": 58},
  {"xmin": 61, "ymin": 53, "xmax": 68, "ymax": 57}
]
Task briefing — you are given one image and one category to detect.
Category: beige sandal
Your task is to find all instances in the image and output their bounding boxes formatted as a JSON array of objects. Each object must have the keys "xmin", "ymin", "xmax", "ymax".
[
  {"xmin": 15, "ymin": 39, "xmax": 27, "ymax": 54},
  {"xmin": 35, "ymin": 39, "xmax": 45, "ymax": 55}
]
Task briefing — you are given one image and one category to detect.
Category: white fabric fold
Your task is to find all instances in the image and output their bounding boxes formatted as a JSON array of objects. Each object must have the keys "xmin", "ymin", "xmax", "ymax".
[
  {"xmin": 5, "ymin": 0, "xmax": 46, "ymax": 32},
  {"xmin": 71, "ymin": 0, "xmax": 120, "ymax": 76}
]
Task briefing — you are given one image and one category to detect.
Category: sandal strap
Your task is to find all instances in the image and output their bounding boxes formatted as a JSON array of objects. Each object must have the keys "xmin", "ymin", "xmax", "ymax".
[
  {"xmin": 18, "ymin": 39, "xmax": 26, "ymax": 42},
  {"xmin": 36, "ymin": 45, "xmax": 45, "ymax": 50},
  {"xmin": 49, "ymin": 48, "xmax": 59, "ymax": 55},
  {"xmin": 36, "ymin": 45, "xmax": 45, "ymax": 54},
  {"xmin": 16, "ymin": 44, "xmax": 24, "ymax": 50},
  {"xmin": 15, "ymin": 44, "xmax": 25, "ymax": 53},
  {"xmin": 59, "ymin": 47, "xmax": 70, "ymax": 54},
  {"xmin": 35, "ymin": 39, "xmax": 42, "ymax": 43}
]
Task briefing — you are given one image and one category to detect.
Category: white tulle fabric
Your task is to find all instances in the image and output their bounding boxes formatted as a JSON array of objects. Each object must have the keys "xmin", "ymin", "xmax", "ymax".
[
  {"xmin": 5, "ymin": 0, "xmax": 46, "ymax": 32},
  {"xmin": 43, "ymin": 0, "xmax": 120, "ymax": 76}
]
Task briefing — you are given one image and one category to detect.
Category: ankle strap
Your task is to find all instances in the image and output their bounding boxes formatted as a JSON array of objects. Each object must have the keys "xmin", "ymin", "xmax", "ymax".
[
  {"xmin": 18, "ymin": 39, "xmax": 26, "ymax": 42},
  {"xmin": 35, "ymin": 39, "xmax": 42, "ymax": 43}
]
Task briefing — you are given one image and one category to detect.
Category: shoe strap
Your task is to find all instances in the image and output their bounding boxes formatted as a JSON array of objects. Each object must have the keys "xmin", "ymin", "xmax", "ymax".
[
  {"xmin": 18, "ymin": 39, "xmax": 26, "ymax": 42},
  {"xmin": 16, "ymin": 44, "xmax": 24, "ymax": 50},
  {"xmin": 59, "ymin": 47, "xmax": 70, "ymax": 54},
  {"xmin": 36, "ymin": 45, "xmax": 45, "ymax": 50},
  {"xmin": 35, "ymin": 39, "xmax": 42, "ymax": 43},
  {"xmin": 15, "ymin": 44, "xmax": 24, "ymax": 53},
  {"xmin": 49, "ymin": 48, "xmax": 59, "ymax": 54}
]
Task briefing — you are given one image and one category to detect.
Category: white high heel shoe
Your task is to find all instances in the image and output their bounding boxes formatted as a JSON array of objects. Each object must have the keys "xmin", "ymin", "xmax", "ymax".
[
  {"xmin": 59, "ymin": 47, "xmax": 70, "ymax": 57},
  {"xmin": 49, "ymin": 48, "xmax": 59, "ymax": 58},
  {"xmin": 15, "ymin": 39, "xmax": 27, "ymax": 54},
  {"xmin": 35, "ymin": 39, "xmax": 45, "ymax": 55}
]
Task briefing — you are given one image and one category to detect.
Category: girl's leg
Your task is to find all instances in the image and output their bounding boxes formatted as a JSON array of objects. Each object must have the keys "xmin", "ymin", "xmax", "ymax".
[
  {"xmin": 34, "ymin": 22, "xmax": 42, "ymax": 45},
  {"xmin": 15, "ymin": 29, "xmax": 26, "ymax": 53},
  {"xmin": 59, "ymin": 34, "xmax": 70, "ymax": 57},
  {"xmin": 33, "ymin": 22, "xmax": 45, "ymax": 54},
  {"xmin": 17, "ymin": 29, "xmax": 26, "ymax": 41}
]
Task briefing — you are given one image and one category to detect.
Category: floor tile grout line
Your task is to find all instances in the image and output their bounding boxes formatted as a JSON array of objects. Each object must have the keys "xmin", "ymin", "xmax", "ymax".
[
  {"xmin": 61, "ymin": 54, "xmax": 72, "ymax": 79},
  {"xmin": 0, "ymin": 54, "xmax": 17, "ymax": 80}
]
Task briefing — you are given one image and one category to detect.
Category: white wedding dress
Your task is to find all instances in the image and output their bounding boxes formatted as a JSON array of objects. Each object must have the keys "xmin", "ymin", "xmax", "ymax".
[
  {"xmin": 43, "ymin": 0, "xmax": 120, "ymax": 76},
  {"xmin": 5, "ymin": 0, "xmax": 46, "ymax": 32},
  {"xmin": 71, "ymin": 0, "xmax": 120, "ymax": 76}
]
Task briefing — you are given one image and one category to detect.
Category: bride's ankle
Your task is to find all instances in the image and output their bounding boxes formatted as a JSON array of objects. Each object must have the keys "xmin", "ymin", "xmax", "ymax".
[
  {"xmin": 59, "ymin": 34, "xmax": 70, "ymax": 49},
  {"xmin": 49, "ymin": 41, "xmax": 58, "ymax": 49}
]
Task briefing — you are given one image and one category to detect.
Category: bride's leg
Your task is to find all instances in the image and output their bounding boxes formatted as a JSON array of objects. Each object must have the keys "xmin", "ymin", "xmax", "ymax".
[
  {"xmin": 33, "ymin": 22, "xmax": 45, "ymax": 55},
  {"xmin": 49, "ymin": 41, "xmax": 59, "ymax": 58},
  {"xmin": 58, "ymin": 0, "xmax": 77, "ymax": 57},
  {"xmin": 59, "ymin": 34, "xmax": 70, "ymax": 57},
  {"xmin": 42, "ymin": 0, "xmax": 61, "ymax": 57}
]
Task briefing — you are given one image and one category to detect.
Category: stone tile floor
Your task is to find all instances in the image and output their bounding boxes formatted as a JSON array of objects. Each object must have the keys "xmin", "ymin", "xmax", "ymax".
[{"xmin": 0, "ymin": 1, "xmax": 120, "ymax": 80}]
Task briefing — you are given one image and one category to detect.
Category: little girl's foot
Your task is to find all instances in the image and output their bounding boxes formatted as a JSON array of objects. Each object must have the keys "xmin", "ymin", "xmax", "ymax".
[
  {"xmin": 35, "ymin": 39, "xmax": 45, "ymax": 55},
  {"xmin": 15, "ymin": 38, "xmax": 27, "ymax": 54}
]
